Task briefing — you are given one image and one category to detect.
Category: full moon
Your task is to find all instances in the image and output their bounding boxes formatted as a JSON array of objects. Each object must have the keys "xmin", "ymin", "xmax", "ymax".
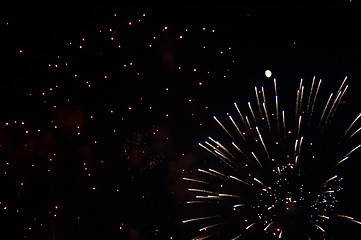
[{"xmin": 265, "ymin": 70, "xmax": 272, "ymax": 78}]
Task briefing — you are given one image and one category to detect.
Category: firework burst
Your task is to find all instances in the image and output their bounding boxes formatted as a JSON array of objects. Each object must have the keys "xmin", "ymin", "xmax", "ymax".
[{"xmin": 183, "ymin": 76, "xmax": 360, "ymax": 239}]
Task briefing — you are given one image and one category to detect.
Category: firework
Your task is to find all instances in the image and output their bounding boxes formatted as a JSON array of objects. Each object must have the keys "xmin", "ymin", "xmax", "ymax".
[{"xmin": 183, "ymin": 76, "xmax": 360, "ymax": 239}]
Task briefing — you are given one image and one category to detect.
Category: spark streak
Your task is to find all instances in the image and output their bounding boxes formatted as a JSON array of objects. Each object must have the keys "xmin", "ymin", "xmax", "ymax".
[
  {"xmin": 264, "ymin": 221, "xmax": 274, "ymax": 231},
  {"xmin": 213, "ymin": 116, "xmax": 234, "ymax": 140},
  {"xmin": 229, "ymin": 115, "xmax": 245, "ymax": 140},
  {"xmin": 199, "ymin": 222, "xmax": 224, "ymax": 232},
  {"xmin": 255, "ymin": 86, "xmax": 263, "ymax": 118},
  {"xmin": 321, "ymin": 175, "xmax": 338, "ymax": 187},
  {"xmin": 344, "ymin": 112, "xmax": 361, "ymax": 137},
  {"xmin": 314, "ymin": 223, "xmax": 325, "ymax": 232},
  {"xmin": 343, "ymin": 144, "xmax": 361, "ymax": 159},
  {"xmin": 251, "ymin": 151, "xmax": 263, "ymax": 167},
  {"xmin": 229, "ymin": 175, "xmax": 250, "ymax": 186},
  {"xmin": 245, "ymin": 222, "xmax": 256, "ymax": 230},
  {"xmin": 182, "ymin": 215, "xmax": 220, "ymax": 223}
]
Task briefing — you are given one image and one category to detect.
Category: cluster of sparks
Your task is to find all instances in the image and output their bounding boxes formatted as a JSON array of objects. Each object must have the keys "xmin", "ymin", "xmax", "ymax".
[
  {"xmin": 183, "ymin": 77, "xmax": 361, "ymax": 239},
  {"xmin": 0, "ymin": 9, "xmax": 239, "ymax": 239}
]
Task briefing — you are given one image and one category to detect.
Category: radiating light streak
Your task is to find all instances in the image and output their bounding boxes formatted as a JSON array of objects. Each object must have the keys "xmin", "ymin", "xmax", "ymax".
[
  {"xmin": 245, "ymin": 222, "xmax": 256, "ymax": 230},
  {"xmin": 300, "ymin": 85, "xmax": 304, "ymax": 113},
  {"xmin": 188, "ymin": 188, "xmax": 217, "ymax": 195},
  {"xmin": 314, "ymin": 223, "xmax": 325, "ymax": 232},
  {"xmin": 296, "ymin": 79, "xmax": 303, "ymax": 119},
  {"xmin": 255, "ymin": 86, "xmax": 264, "ymax": 118},
  {"xmin": 218, "ymin": 193, "xmax": 241, "ymax": 198},
  {"xmin": 295, "ymin": 89, "xmax": 300, "ymax": 119},
  {"xmin": 230, "ymin": 233, "xmax": 242, "ymax": 240},
  {"xmin": 245, "ymin": 116, "xmax": 252, "ymax": 130},
  {"xmin": 275, "ymin": 95, "xmax": 279, "ymax": 132},
  {"xmin": 231, "ymin": 142, "xmax": 247, "ymax": 159},
  {"xmin": 199, "ymin": 222, "xmax": 224, "ymax": 232},
  {"xmin": 298, "ymin": 136, "xmax": 304, "ymax": 156},
  {"xmin": 192, "ymin": 233, "xmax": 213, "ymax": 240},
  {"xmin": 344, "ymin": 112, "xmax": 361, "ymax": 137},
  {"xmin": 274, "ymin": 79, "xmax": 280, "ymax": 132},
  {"xmin": 187, "ymin": 201, "xmax": 206, "ymax": 204},
  {"xmin": 213, "ymin": 116, "xmax": 234, "ymax": 140},
  {"xmin": 199, "ymin": 142, "xmax": 218, "ymax": 156},
  {"xmin": 294, "ymin": 139, "xmax": 299, "ymax": 157},
  {"xmin": 309, "ymin": 79, "xmax": 322, "ymax": 123},
  {"xmin": 321, "ymin": 175, "xmax": 338, "ymax": 187},
  {"xmin": 297, "ymin": 115, "xmax": 302, "ymax": 139},
  {"xmin": 329, "ymin": 85, "xmax": 348, "ymax": 121},
  {"xmin": 306, "ymin": 76, "xmax": 316, "ymax": 117},
  {"xmin": 199, "ymin": 142, "xmax": 233, "ymax": 167},
  {"xmin": 248, "ymin": 102, "xmax": 257, "ymax": 123},
  {"xmin": 204, "ymin": 141, "xmax": 217, "ymax": 151},
  {"xmin": 335, "ymin": 214, "xmax": 361, "ymax": 225},
  {"xmin": 349, "ymin": 127, "xmax": 361, "ymax": 139},
  {"xmin": 282, "ymin": 110, "xmax": 286, "ymax": 139},
  {"xmin": 256, "ymin": 126, "xmax": 270, "ymax": 160},
  {"xmin": 343, "ymin": 144, "xmax": 361, "ymax": 159},
  {"xmin": 200, "ymin": 142, "xmax": 234, "ymax": 167},
  {"xmin": 261, "ymin": 86, "xmax": 266, "ymax": 105},
  {"xmin": 229, "ymin": 115, "xmax": 245, "ymax": 140},
  {"xmin": 336, "ymin": 156, "xmax": 349, "ymax": 166},
  {"xmin": 233, "ymin": 204, "xmax": 246, "ymax": 208},
  {"xmin": 254, "ymin": 177, "xmax": 267, "ymax": 188},
  {"xmin": 351, "ymin": 219, "xmax": 361, "ymax": 224},
  {"xmin": 198, "ymin": 168, "xmax": 219, "ymax": 178},
  {"xmin": 278, "ymin": 229, "xmax": 283, "ymax": 239},
  {"xmin": 229, "ymin": 175, "xmax": 250, "ymax": 186},
  {"xmin": 214, "ymin": 149, "xmax": 231, "ymax": 162},
  {"xmin": 335, "ymin": 76, "xmax": 347, "ymax": 98},
  {"xmin": 318, "ymin": 214, "xmax": 330, "ymax": 220},
  {"xmin": 263, "ymin": 102, "xmax": 272, "ymax": 133},
  {"xmin": 318, "ymin": 93, "xmax": 334, "ymax": 127},
  {"xmin": 264, "ymin": 221, "xmax": 274, "ymax": 231},
  {"xmin": 196, "ymin": 195, "xmax": 224, "ymax": 200},
  {"xmin": 336, "ymin": 214, "xmax": 354, "ymax": 220},
  {"xmin": 274, "ymin": 78, "xmax": 278, "ymax": 96},
  {"xmin": 183, "ymin": 177, "xmax": 209, "ymax": 185},
  {"xmin": 208, "ymin": 136, "xmax": 235, "ymax": 158},
  {"xmin": 182, "ymin": 215, "xmax": 220, "ymax": 223},
  {"xmin": 208, "ymin": 168, "xmax": 227, "ymax": 178},
  {"xmin": 323, "ymin": 90, "xmax": 342, "ymax": 127},
  {"xmin": 234, "ymin": 102, "xmax": 247, "ymax": 129},
  {"xmin": 251, "ymin": 151, "xmax": 263, "ymax": 167}
]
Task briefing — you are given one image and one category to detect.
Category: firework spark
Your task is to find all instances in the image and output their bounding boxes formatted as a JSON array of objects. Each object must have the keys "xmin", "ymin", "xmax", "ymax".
[{"xmin": 183, "ymin": 76, "xmax": 360, "ymax": 239}]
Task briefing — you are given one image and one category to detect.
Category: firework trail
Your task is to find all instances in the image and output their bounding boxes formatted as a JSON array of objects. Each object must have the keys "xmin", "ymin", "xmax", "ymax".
[{"xmin": 183, "ymin": 76, "xmax": 360, "ymax": 239}]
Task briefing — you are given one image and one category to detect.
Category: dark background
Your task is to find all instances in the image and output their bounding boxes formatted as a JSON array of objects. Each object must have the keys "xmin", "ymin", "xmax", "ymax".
[{"xmin": 0, "ymin": 1, "xmax": 360, "ymax": 239}]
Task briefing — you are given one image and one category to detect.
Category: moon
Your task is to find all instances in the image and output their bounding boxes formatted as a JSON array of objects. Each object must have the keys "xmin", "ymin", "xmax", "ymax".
[{"xmin": 265, "ymin": 70, "xmax": 272, "ymax": 78}]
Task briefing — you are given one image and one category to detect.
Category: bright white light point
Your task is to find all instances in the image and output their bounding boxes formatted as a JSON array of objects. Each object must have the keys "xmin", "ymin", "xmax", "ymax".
[{"xmin": 265, "ymin": 70, "xmax": 272, "ymax": 78}]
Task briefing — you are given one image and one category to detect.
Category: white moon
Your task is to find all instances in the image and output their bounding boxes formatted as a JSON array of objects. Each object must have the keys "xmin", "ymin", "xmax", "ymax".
[{"xmin": 265, "ymin": 70, "xmax": 272, "ymax": 78}]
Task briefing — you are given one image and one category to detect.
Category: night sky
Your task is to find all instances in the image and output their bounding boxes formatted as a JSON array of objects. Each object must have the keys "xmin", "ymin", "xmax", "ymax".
[{"xmin": 0, "ymin": 2, "xmax": 360, "ymax": 240}]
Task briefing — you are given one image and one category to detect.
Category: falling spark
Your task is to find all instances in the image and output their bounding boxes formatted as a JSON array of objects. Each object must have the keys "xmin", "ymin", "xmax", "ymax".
[
  {"xmin": 264, "ymin": 221, "xmax": 274, "ymax": 231},
  {"xmin": 182, "ymin": 215, "xmax": 220, "ymax": 224},
  {"xmin": 245, "ymin": 223, "xmax": 256, "ymax": 230},
  {"xmin": 344, "ymin": 112, "xmax": 361, "ymax": 137},
  {"xmin": 214, "ymin": 116, "xmax": 234, "ymax": 139},
  {"xmin": 251, "ymin": 152, "xmax": 263, "ymax": 167}
]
